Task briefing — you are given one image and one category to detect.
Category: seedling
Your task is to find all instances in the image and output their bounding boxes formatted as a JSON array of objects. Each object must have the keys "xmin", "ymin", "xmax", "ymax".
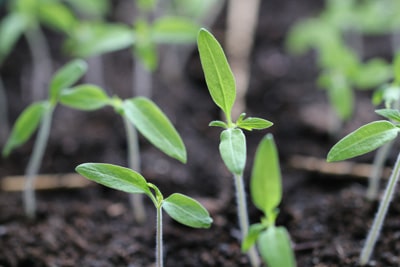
[
  {"xmin": 76, "ymin": 162, "xmax": 212, "ymax": 267},
  {"xmin": 242, "ymin": 134, "xmax": 296, "ymax": 267},
  {"xmin": 2, "ymin": 59, "xmax": 94, "ymax": 219},
  {"xmin": 197, "ymin": 28, "xmax": 273, "ymax": 266},
  {"xmin": 327, "ymin": 109, "xmax": 400, "ymax": 264}
]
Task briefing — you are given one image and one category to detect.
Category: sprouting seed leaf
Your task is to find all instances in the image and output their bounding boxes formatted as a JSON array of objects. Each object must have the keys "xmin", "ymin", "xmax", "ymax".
[
  {"xmin": 242, "ymin": 223, "xmax": 265, "ymax": 252},
  {"xmin": 258, "ymin": 226, "xmax": 296, "ymax": 267},
  {"xmin": 3, "ymin": 101, "xmax": 48, "ymax": 157},
  {"xmin": 237, "ymin": 117, "xmax": 273, "ymax": 131},
  {"xmin": 163, "ymin": 193, "xmax": 213, "ymax": 228},
  {"xmin": 123, "ymin": 97, "xmax": 187, "ymax": 163},
  {"xmin": 152, "ymin": 16, "xmax": 199, "ymax": 44},
  {"xmin": 375, "ymin": 109, "xmax": 400, "ymax": 123},
  {"xmin": 49, "ymin": 59, "xmax": 88, "ymax": 101},
  {"xmin": 327, "ymin": 120, "xmax": 399, "ymax": 162},
  {"xmin": 236, "ymin": 113, "xmax": 246, "ymax": 124},
  {"xmin": 59, "ymin": 84, "xmax": 109, "ymax": 110},
  {"xmin": 251, "ymin": 134, "xmax": 282, "ymax": 218},
  {"xmin": 209, "ymin": 120, "xmax": 228, "ymax": 128},
  {"xmin": 197, "ymin": 28, "xmax": 236, "ymax": 118},
  {"xmin": 76, "ymin": 163, "xmax": 151, "ymax": 196},
  {"xmin": 219, "ymin": 128, "xmax": 246, "ymax": 175}
]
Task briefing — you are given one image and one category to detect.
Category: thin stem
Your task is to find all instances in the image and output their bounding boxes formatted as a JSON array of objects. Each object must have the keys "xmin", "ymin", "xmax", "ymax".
[
  {"xmin": 133, "ymin": 60, "xmax": 152, "ymax": 98},
  {"xmin": 359, "ymin": 151, "xmax": 400, "ymax": 265},
  {"xmin": 156, "ymin": 204, "xmax": 163, "ymax": 267},
  {"xmin": 25, "ymin": 26, "xmax": 52, "ymax": 102},
  {"xmin": 123, "ymin": 115, "xmax": 146, "ymax": 223},
  {"xmin": 24, "ymin": 105, "xmax": 54, "ymax": 219},
  {"xmin": 366, "ymin": 141, "xmax": 393, "ymax": 200},
  {"xmin": 0, "ymin": 76, "xmax": 9, "ymax": 145},
  {"xmin": 233, "ymin": 173, "xmax": 261, "ymax": 267}
]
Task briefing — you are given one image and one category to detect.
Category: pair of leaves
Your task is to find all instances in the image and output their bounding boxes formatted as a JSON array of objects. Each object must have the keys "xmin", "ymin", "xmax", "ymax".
[
  {"xmin": 327, "ymin": 120, "xmax": 399, "ymax": 162},
  {"xmin": 76, "ymin": 163, "xmax": 212, "ymax": 228}
]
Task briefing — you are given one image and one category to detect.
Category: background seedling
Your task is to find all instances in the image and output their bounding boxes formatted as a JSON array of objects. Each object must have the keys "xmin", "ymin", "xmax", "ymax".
[
  {"xmin": 197, "ymin": 28, "xmax": 273, "ymax": 267},
  {"xmin": 76, "ymin": 162, "xmax": 212, "ymax": 267},
  {"xmin": 327, "ymin": 110, "xmax": 400, "ymax": 265},
  {"xmin": 2, "ymin": 59, "xmax": 94, "ymax": 219},
  {"xmin": 242, "ymin": 134, "xmax": 296, "ymax": 267}
]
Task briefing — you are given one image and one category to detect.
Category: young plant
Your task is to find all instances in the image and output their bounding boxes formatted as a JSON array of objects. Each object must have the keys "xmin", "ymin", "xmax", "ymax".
[
  {"xmin": 2, "ymin": 59, "xmax": 94, "ymax": 219},
  {"xmin": 327, "ymin": 110, "xmax": 400, "ymax": 265},
  {"xmin": 242, "ymin": 134, "xmax": 296, "ymax": 267},
  {"xmin": 59, "ymin": 85, "xmax": 187, "ymax": 223},
  {"xmin": 197, "ymin": 28, "xmax": 273, "ymax": 267},
  {"xmin": 75, "ymin": 162, "xmax": 212, "ymax": 267}
]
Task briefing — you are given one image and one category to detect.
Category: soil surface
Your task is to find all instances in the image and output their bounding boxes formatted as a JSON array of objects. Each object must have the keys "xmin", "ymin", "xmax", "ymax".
[{"xmin": 1, "ymin": 0, "xmax": 400, "ymax": 266}]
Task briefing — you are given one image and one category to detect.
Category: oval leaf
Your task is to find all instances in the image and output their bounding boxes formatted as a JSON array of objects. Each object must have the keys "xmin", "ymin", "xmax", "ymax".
[
  {"xmin": 197, "ymin": 28, "xmax": 236, "ymax": 119},
  {"xmin": 219, "ymin": 128, "xmax": 246, "ymax": 175},
  {"xmin": 0, "ymin": 13, "xmax": 29, "ymax": 63},
  {"xmin": 123, "ymin": 97, "xmax": 187, "ymax": 163},
  {"xmin": 59, "ymin": 84, "xmax": 109, "ymax": 110},
  {"xmin": 76, "ymin": 163, "xmax": 151, "ymax": 196},
  {"xmin": 375, "ymin": 109, "xmax": 400, "ymax": 123},
  {"xmin": 152, "ymin": 16, "xmax": 199, "ymax": 44},
  {"xmin": 327, "ymin": 120, "xmax": 399, "ymax": 162},
  {"xmin": 163, "ymin": 193, "xmax": 212, "ymax": 228},
  {"xmin": 3, "ymin": 101, "xmax": 48, "ymax": 157},
  {"xmin": 251, "ymin": 134, "xmax": 282, "ymax": 217},
  {"xmin": 38, "ymin": 3, "xmax": 77, "ymax": 34},
  {"xmin": 50, "ymin": 59, "xmax": 88, "ymax": 101},
  {"xmin": 238, "ymin": 117, "xmax": 273, "ymax": 131},
  {"xmin": 258, "ymin": 227, "xmax": 296, "ymax": 267}
]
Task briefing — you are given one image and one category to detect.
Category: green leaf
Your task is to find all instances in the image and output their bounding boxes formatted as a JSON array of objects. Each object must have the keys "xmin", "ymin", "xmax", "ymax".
[
  {"xmin": 327, "ymin": 120, "xmax": 399, "ymax": 162},
  {"xmin": 163, "ymin": 193, "xmax": 213, "ymax": 228},
  {"xmin": 49, "ymin": 59, "xmax": 88, "ymax": 101},
  {"xmin": 65, "ymin": 0, "xmax": 110, "ymax": 18},
  {"xmin": 376, "ymin": 109, "xmax": 400, "ymax": 122},
  {"xmin": 237, "ymin": 117, "xmax": 273, "ymax": 131},
  {"xmin": 66, "ymin": 22, "xmax": 134, "ymax": 57},
  {"xmin": 0, "ymin": 13, "xmax": 29, "ymax": 63},
  {"xmin": 209, "ymin": 120, "xmax": 227, "ymax": 128},
  {"xmin": 219, "ymin": 128, "xmax": 246, "ymax": 175},
  {"xmin": 352, "ymin": 59, "xmax": 392, "ymax": 90},
  {"xmin": 197, "ymin": 28, "xmax": 236, "ymax": 120},
  {"xmin": 152, "ymin": 16, "xmax": 199, "ymax": 44},
  {"xmin": 38, "ymin": 3, "xmax": 77, "ymax": 34},
  {"xmin": 75, "ymin": 163, "xmax": 151, "ymax": 196},
  {"xmin": 258, "ymin": 226, "xmax": 296, "ymax": 267},
  {"xmin": 123, "ymin": 97, "xmax": 187, "ymax": 163},
  {"xmin": 242, "ymin": 223, "xmax": 265, "ymax": 252},
  {"xmin": 3, "ymin": 101, "xmax": 48, "ymax": 157},
  {"xmin": 59, "ymin": 84, "xmax": 109, "ymax": 110},
  {"xmin": 251, "ymin": 134, "xmax": 282, "ymax": 219}
]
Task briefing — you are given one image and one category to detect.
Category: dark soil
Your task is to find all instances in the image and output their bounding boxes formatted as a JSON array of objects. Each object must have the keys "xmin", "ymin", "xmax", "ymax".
[{"xmin": 1, "ymin": 0, "xmax": 400, "ymax": 266}]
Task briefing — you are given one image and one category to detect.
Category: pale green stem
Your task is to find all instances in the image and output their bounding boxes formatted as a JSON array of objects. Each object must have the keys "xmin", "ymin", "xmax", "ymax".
[
  {"xmin": 359, "ymin": 151, "xmax": 400, "ymax": 265},
  {"xmin": 156, "ymin": 204, "xmax": 164, "ymax": 267},
  {"xmin": 233, "ymin": 173, "xmax": 261, "ymax": 267},
  {"xmin": 24, "ymin": 105, "xmax": 54, "ymax": 219},
  {"xmin": 0, "ymin": 76, "xmax": 9, "ymax": 145},
  {"xmin": 25, "ymin": 27, "xmax": 52, "ymax": 102},
  {"xmin": 366, "ymin": 141, "xmax": 393, "ymax": 200},
  {"xmin": 133, "ymin": 60, "xmax": 152, "ymax": 98},
  {"xmin": 123, "ymin": 115, "xmax": 146, "ymax": 223}
]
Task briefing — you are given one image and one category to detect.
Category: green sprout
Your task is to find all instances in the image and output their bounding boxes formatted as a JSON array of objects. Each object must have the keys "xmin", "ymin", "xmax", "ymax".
[
  {"xmin": 76, "ymin": 162, "xmax": 212, "ymax": 267},
  {"xmin": 197, "ymin": 28, "xmax": 273, "ymax": 267},
  {"xmin": 2, "ymin": 59, "xmax": 92, "ymax": 219},
  {"xmin": 327, "ymin": 108, "xmax": 400, "ymax": 263},
  {"xmin": 242, "ymin": 134, "xmax": 296, "ymax": 267}
]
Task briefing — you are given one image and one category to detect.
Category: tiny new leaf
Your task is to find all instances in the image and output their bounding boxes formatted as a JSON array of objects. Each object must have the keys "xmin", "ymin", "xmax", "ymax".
[
  {"xmin": 327, "ymin": 120, "xmax": 399, "ymax": 162},
  {"xmin": 59, "ymin": 84, "xmax": 109, "ymax": 110},
  {"xmin": 258, "ymin": 226, "xmax": 296, "ymax": 267},
  {"xmin": 197, "ymin": 28, "xmax": 236, "ymax": 120},
  {"xmin": 163, "ymin": 193, "xmax": 213, "ymax": 228},
  {"xmin": 251, "ymin": 134, "xmax": 282, "ymax": 219},
  {"xmin": 242, "ymin": 223, "xmax": 265, "ymax": 252},
  {"xmin": 375, "ymin": 109, "xmax": 400, "ymax": 123},
  {"xmin": 219, "ymin": 128, "xmax": 246, "ymax": 175},
  {"xmin": 3, "ymin": 101, "xmax": 48, "ymax": 157},
  {"xmin": 76, "ymin": 163, "xmax": 151, "ymax": 196},
  {"xmin": 123, "ymin": 97, "xmax": 187, "ymax": 163},
  {"xmin": 209, "ymin": 120, "xmax": 227, "ymax": 128},
  {"xmin": 49, "ymin": 59, "xmax": 88, "ymax": 101},
  {"xmin": 237, "ymin": 117, "xmax": 273, "ymax": 131}
]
